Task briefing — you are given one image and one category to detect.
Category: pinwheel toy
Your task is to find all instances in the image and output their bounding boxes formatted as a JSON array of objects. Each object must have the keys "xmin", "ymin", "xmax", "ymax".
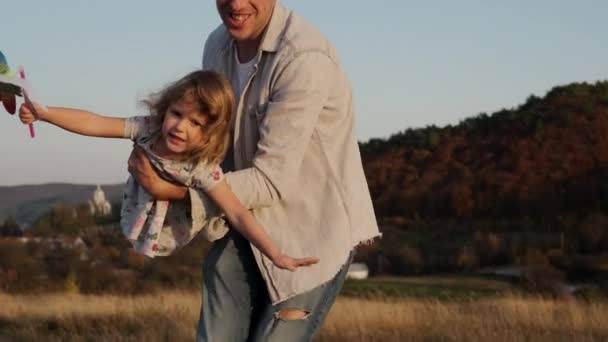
[
  {"xmin": 0, "ymin": 50, "xmax": 38, "ymax": 137},
  {"xmin": 0, "ymin": 51, "xmax": 19, "ymax": 114}
]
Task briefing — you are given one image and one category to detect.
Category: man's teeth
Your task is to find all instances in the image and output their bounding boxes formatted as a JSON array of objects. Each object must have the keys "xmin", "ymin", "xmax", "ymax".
[{"xmin": 231, "ymin": 14, "xmax": 248, "ymax": 22}]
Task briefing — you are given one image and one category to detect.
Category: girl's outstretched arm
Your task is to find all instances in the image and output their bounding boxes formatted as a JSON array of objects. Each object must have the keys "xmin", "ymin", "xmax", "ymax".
[
  {"xmin": 208, "ymin": 180, "xmax": 319, "ymax": 271},
  {"xmin": 19, "ymin": 101, "xmax": 126, "ymax": 138}
]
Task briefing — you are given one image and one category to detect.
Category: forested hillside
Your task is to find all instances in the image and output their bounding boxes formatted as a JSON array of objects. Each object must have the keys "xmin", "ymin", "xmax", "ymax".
[
  {"xmin": 3, "ymin": 81, "xmax": 608, "ymax": 294},
  {"xmin": 361, "ymin": 81, "xmax": 608, "ymax": 220}
]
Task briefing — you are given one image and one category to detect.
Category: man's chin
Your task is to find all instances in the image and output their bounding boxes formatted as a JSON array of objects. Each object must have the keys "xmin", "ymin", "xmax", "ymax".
[{"xmin": 226, "ymin": 28, "xmax": 251, "ymax": 42}]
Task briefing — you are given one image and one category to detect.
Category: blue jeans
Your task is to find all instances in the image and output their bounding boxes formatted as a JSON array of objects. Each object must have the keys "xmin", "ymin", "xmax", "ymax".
[{"xmin": 197, "ymin": 231, "xmax": 352, "ymax": 342}]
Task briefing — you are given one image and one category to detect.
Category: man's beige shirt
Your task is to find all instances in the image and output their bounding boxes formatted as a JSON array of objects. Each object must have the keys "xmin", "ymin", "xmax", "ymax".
[{"xmin": 194, "ymin": 2, "xmax": 380, "ymax": 304}]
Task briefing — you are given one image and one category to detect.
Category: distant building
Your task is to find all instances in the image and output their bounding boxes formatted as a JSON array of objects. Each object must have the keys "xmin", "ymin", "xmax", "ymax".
[
  {"xmin": 346, "ymin": 262, "xmax": 369, "ymax": 279},
  {"xmin": 16, "ymin": 236, "xmax": 89, "ymax": 261},
  {"xmin": 17, "ymin": 236, "xmax": 86, "ymax": 249},
  {"xmin": 88, "ymin": 185, "xmax": 111, "ymax": 217}
]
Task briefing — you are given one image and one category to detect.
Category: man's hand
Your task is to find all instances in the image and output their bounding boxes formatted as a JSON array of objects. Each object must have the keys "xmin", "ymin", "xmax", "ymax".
[{"xmin": 127, "ymin": 145, "xmax": 189, "ymax": 200}]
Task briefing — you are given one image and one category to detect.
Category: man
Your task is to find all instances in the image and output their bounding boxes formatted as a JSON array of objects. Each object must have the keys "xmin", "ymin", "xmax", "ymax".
[{"xmin": 129, "ymin": 1, "xmax": 380, "ymax": 340}]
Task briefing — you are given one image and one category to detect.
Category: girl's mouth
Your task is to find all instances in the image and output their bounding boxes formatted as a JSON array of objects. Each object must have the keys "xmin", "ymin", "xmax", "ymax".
[{"xmin": 168, "ymin": 133, "xmax": 185, "ymax": 144}]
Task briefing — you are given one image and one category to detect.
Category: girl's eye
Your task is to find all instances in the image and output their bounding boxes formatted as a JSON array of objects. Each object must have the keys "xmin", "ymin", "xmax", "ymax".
[
  {"xmin": 191, "ymin": 120, "xmax": 202, "ymax": 127},
  {"xmin": 172, "ymin": 110, "xmax": 182, "ymax": 117}
]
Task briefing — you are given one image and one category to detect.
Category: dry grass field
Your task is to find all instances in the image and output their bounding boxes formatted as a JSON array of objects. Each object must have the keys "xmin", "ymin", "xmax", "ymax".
[{"xmin": 1, "ymin": 291, "xmax": 607, "ymax": 341}]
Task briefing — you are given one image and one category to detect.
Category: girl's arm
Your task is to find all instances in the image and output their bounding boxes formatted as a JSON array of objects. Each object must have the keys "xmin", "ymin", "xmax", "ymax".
[
  {"xmin": 207, "ymin": 180, "xmax": 319, "ymax": 271},
  {"xmin": 19, "ymin": 101, "xmax": 126, "ymax": 138}
]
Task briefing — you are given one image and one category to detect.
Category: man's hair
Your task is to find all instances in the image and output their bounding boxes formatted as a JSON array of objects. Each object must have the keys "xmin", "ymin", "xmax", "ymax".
[{"xmin": 142, "ymin": 70, "xmax": 234, "ymax": 165}]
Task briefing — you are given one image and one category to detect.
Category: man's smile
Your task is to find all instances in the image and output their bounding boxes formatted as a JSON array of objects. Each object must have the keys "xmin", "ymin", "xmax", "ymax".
[{"xmin": 226, "ymin": 12, "xmax": 252, "ymax": 27}]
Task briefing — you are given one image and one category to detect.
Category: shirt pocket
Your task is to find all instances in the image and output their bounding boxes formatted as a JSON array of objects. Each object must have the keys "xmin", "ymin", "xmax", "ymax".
[{"xmin": 248, "ymin": 102, "xmax": 268, "ymax": 125}]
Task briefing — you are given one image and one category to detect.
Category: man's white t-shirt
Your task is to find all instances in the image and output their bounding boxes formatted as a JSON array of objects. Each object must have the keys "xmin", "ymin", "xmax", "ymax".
[
  {"xmin": 234, "ymin": 47, "xmax": 257, "ymax": 99},
  {"xmin": 224, "ymin": 47, "xmax": 257, "ymax": 172}
]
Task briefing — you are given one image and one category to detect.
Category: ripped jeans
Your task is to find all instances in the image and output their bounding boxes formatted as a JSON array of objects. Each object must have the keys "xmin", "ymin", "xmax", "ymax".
[{"xmin": 197, "ymin": 230, "xmax": 352, "ymax": 342}]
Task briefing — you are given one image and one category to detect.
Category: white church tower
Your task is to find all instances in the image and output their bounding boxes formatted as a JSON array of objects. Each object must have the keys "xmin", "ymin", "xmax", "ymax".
[{"xmin": 89, "ymin": 185, "xmax": 112, "ymax": 216}]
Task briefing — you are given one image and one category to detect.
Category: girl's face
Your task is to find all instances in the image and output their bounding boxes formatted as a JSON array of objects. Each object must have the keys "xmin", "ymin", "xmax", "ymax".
[{"xmin": 158, "ymin": 100, "xmax": 206, "ymax": 158}]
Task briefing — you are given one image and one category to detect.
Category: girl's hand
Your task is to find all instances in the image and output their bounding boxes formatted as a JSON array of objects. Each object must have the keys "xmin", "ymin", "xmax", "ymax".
[
  {"xmin": 271, "ymin": 254, "xmax": 319, "ymax": 272},
  {"xmin": 18, "ymin": 101, "xmax": 47, "ymax": 124}
]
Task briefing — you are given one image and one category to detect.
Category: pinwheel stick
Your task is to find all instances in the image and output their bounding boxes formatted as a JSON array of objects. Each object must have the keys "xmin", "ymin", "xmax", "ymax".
[
  {"xmin": 0, "ymin": 68, "xmax": 44, "ymax": 138},
  {"xmin": 19, "ymin": 67, "xmax": 35, "ymax": 138}
]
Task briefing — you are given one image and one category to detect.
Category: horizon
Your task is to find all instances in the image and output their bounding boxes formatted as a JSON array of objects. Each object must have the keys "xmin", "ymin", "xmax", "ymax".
[
  {"xmin": 2, "ymin": 77, "xmax": 604, "ymax": 187},
  {"xmin": 1, "ymin": 1, "xmax": 607, "ymax": 185}
]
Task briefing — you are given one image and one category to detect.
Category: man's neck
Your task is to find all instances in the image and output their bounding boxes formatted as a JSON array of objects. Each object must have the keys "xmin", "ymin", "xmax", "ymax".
[
  {"xmin": 236, "ymin": 39, "xmax": 260, "ymax": 63},
  {"xmin": 235, "ymin": 2, "xmax": 277, "ymax": 63}
]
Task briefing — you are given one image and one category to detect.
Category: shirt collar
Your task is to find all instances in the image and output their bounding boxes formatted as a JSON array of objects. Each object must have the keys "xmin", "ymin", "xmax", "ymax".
[{"xmin": 258, "ymin": 1, "xmax": 289, "ymax": 53}]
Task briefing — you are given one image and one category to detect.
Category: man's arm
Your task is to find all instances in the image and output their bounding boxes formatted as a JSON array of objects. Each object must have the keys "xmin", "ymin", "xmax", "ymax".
[
  {"xmin": 131, "ymin": 52, "xmax": 335, "ymax": 209},
  {"xmin": 128, "ymin": 146, "xmax": 190, "ymax": 201},
  {"xmin": 225, "ymin": 52, "xmax": 335, "ymax": 208}
]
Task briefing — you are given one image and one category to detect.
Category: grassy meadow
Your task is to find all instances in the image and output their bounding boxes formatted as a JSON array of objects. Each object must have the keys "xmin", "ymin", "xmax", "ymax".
[
  {"xmin": 341, "ymin": 276, "xmax": 515, "ymax": 300},
  {"xmin": 1, "ymin": 279, "xmax": 608, "ymax": 342}
]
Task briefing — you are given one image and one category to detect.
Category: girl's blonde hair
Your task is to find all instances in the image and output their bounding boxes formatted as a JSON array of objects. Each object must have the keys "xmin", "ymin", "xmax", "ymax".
[{"xmin": 143, "ymin": 70, "xmax": 234, "ymax": 165}]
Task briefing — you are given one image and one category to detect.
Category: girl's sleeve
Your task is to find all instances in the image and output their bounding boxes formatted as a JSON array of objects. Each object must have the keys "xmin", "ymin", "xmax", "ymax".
[
  {"xmin": 191, "ymin": 163, "xmax": 224, "ymax": 192},
  {"xmin": 124, "ymin": 116, "xmax": 152, "ymax": 141}
]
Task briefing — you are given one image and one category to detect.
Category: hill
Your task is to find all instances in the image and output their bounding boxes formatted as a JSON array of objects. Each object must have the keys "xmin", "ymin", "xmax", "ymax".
[
  {"xmin": 3, "ymin": 81, "xmax": 608, "ymax": 293},
  {"xmin": 361, "ymin": 81, "xmax": 608, "ymax": 220},
  {"xmin": 0, "ymin": 183, "xmax": 124, "ymax": 227},
  {"xmin": 3, "ymin": 81, "xmax": 608, "ymax": 279},
  {"xmin": 355, "ymin": 81, "xmax": 608, "ymax": 276}
]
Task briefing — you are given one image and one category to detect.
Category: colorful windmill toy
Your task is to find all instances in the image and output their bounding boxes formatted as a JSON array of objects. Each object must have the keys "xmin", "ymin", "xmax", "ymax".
[
  {"xmin": 0, "ymin": 50, "xmax": 37, "ymax": 138},
  {"xmin": 0, "ymin": 51, "xmax": 20, "ymax": 114}
]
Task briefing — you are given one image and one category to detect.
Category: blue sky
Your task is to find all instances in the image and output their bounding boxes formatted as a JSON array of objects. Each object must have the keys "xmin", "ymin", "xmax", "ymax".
[{"xmin": 1, "ymin": 1, "xmax": 607, "ymax": 185}]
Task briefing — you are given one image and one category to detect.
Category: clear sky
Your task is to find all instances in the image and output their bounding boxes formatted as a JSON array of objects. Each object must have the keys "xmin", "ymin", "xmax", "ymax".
[{"xmin": 1, "ymin": 1, "xmax": 607, "ymax": 185}]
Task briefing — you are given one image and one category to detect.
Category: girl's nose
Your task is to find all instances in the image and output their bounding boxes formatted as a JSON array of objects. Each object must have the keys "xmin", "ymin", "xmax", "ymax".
[{"xmin": 174, "ymin": 118, "xmax": 188, "ymax": 131}]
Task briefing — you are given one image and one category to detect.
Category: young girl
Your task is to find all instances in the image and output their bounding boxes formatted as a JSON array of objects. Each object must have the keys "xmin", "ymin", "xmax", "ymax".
[{"xmin": 18, "ymin": 70, "xmax": 318, "ymax": 271}]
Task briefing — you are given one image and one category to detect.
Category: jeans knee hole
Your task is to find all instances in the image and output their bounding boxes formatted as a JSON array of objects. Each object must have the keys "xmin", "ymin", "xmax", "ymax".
[{"xmin": 274, "ymin": 309, "xmax": 311, "ymax": 321}]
